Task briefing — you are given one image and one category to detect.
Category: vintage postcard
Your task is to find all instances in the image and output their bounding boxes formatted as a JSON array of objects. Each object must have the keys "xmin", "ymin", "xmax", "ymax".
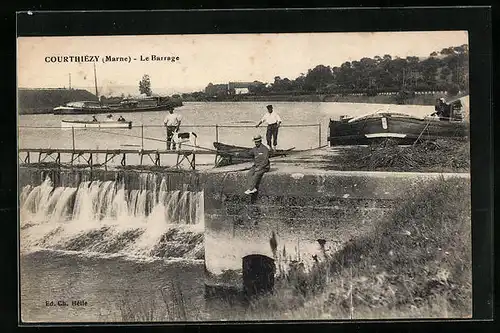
[{"xmin": 18, "ymin": 30, "xmax": 472, "ymax": 322}]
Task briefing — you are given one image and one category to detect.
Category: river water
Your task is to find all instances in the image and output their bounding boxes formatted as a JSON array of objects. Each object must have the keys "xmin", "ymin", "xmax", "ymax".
[
  {"xmin": 18, "ymin": 101, "xmax": 435, "ymax": 322},
  {"xmin": 19, "ymin": 174, "xmax": 205, "ymax": 322},
  {"xmin": 18, "ymin": 101, "xmax": 434, "ymax": 167}
]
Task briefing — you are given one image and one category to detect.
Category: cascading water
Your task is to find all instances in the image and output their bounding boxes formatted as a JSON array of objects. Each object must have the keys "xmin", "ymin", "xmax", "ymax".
[{"xmin": 20, "ymin": 174, "xmax": 204, "ymax": 261}]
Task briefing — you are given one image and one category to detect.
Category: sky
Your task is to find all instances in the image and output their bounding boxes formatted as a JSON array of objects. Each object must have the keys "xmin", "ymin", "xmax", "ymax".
[{"xmin": 17, "ymin": 31, "xmax": 468, "ymax": 96}]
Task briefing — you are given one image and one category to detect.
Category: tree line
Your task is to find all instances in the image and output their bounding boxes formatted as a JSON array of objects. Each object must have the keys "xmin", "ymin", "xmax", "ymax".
[{"xmin": 183, "ymin": 44, "xmax": 468, "ymax": 100}]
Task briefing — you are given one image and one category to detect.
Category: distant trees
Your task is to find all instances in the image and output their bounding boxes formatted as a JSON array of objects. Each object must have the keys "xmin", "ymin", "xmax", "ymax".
[
  {"xmin": 192, "ymin": 44, "xmax": 468, "ymax": 100},
  {"xmin": 139, "ymin": 74, "xmax": 152, "ymax": 96},
  {"xmin": 248, "ymin": 81, "xmax": 267, "ymax": 94},
  {"xmin": 256, "ymin": 44, "xmax": 468, "ymax": 96}
]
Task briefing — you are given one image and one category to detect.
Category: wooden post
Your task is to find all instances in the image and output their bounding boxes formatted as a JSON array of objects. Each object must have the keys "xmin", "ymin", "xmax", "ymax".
[
  {"xmin": 141, "ymin": 124, "xmax": 144, "ymax": 149},
  {"xmin": 318, "ymin": 123, "xmax": 322, "ymax": 148},
  {"xmin": 72, "ymin": 127, "xmax": 75, "ymax": 150},
  {"xmin": 215, "ymin": 124, "xmax": 219, "ymax": 143}
]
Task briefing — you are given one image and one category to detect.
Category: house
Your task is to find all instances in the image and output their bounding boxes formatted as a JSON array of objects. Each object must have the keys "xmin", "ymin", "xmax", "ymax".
[{"xmin": 227, "ymin": 81, "xmax": 262, "ymax": 95}]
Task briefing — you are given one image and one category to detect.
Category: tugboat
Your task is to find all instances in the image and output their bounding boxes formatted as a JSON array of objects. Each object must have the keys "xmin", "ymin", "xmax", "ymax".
[
  {"xmin": 53, "ymin": 96, "xmax": 182, "ymax": 115},
  {"xmin": 52, "ymin": 62, "xmax": 182, "ymax": 115}
]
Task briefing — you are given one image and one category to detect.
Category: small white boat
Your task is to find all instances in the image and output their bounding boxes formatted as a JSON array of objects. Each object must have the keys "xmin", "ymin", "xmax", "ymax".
[{"xmin": 61, "ymin": 119, "xmax": 132, "ymax": 129}]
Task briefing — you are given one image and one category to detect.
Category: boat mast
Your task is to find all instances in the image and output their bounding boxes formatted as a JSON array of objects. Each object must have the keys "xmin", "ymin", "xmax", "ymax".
[{"xmin": 93, "ymin": 62, "xmax": 100, "ymax": 104}]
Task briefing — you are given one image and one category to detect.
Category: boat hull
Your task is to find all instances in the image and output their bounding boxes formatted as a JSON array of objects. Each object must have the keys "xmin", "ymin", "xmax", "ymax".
[
  {"xmin": 214, "ymin": 142, "xmax": 294, "ymax": 166},
  {"xmin": 61, "ymin": 120, "xmax": 132, "ymax": 129},
  {"xmin": 214, "ymin": 142, "xmax": 294, "ymax": 156},
  {"xmin": 328, "ymin": 115, "xmax": 469, "ymax": 146}
]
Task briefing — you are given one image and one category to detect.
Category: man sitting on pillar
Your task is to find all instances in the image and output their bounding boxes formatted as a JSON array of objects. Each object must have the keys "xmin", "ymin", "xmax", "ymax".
[{"xmin": 244, "ymin": 135, "xmax": 270, "ymax": 195}]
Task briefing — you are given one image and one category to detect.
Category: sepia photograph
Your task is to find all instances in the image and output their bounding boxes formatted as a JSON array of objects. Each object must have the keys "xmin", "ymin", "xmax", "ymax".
[{"xmin": 17, "ymin": 29, "xmax": 472, "ymax": 322}]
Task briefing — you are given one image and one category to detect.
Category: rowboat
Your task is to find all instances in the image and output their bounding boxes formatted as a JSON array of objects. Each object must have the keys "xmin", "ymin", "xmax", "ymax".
[
  {"xmin": 60, "ymin": 120, "xmax": 132, "ymax": 129},
  {"xmin": 328, "ymin": 109, "xmax": 468, "ymax": 146},
  {"xmin": 214, "ymin": 142, "xmax": 295, "ymax": 167}
]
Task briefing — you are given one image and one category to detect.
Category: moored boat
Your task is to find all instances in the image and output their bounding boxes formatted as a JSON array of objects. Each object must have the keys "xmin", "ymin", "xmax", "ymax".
[
  {"xmin": 60, "ymin": 119, "xmax": 132, "ymax": 129},
  {"xmin": 53, "ymin": 97, "xmax": 183, "ymax": 115},
  {"xmin": 214, "ymin": 142, "xmax": 294, "ymax": 167},
  {"xmin": 328, "ymin": 106, "xmax": 468, "ymax": 146},
  {"xmin": 53, "ymin": 101, "xmax": 109, "ymax": 115}
]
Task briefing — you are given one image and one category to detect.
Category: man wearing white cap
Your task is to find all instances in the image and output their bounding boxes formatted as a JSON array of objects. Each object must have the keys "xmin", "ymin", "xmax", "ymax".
[
  {"xmin": 256, "ymin": 104, "xmax": 282, "ymax": 151},
  {"xmin": 244, "ymin": 134, "xmax": 270, "ymax": 195},
  {"xmin": 163, "ymin": 106, "xmax": 182, "ymax": 150}
]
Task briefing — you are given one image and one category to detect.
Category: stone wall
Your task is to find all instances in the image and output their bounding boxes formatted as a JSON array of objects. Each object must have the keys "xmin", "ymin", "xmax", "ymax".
[{"xmin": 200, "ymin": 169, "xmax": 470, "ymax": 287}]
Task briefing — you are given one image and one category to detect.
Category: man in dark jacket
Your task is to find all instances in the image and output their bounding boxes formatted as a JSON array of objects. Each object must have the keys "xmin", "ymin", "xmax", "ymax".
[
  {"xmin": 434, "ymin": 97, "xmax": 451, "ymax": 120},
  {"xmin": 244, "ymin": 135, "xmax": 270, "ymax": 195}
]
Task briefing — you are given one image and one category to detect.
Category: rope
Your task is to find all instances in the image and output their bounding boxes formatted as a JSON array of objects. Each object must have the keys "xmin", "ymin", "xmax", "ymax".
[
  {"xmin": 413, "ymin": 118, "xmax": 433, "ymax": 146},
  {"xmin": 87, "ymin": 128, "xmax": 165, "ymax": 143},
  {"xmin": 88, "ymin": 128, "xmax": 327, "ymax": 156},
  {"xmin": 87, "ymin": 128, "xmax": 220, "ymax": 153}
]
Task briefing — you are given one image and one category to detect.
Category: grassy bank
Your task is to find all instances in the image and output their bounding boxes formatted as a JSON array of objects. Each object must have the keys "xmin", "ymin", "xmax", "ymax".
[
  {"xmin": 241, "ymin": 176, "xmax": 471, "ymax": 320},
  {"xmin": 331, "ymin": 138, "xmax": 470, "ymax": 173},
  {"xmin": 323, "ymin": 93, "xmax": 441, "ymax": 105},
  {"xmin": 183, "ymin": 93, "xmax": 444, "ymax": 105}
]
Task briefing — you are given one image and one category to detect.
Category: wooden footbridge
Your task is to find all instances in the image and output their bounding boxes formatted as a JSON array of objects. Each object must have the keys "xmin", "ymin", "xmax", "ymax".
[
  {"xmin": 18, "ymin": 148, "xmax": 214, "ymax": 170},
  {"xmin": 17, "ymin": 146, "xmax": 318, "ymax": 170}
]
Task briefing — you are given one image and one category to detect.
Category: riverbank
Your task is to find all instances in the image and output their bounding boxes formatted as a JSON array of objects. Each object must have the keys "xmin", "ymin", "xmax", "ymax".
[
  {"xmin": 240, "ymin": 176, "xmax": 471, "ymax": 320},
  {"xmin": 181, "ymin": 92, "xmax": 451, "ymax": 106},
  {"xmin": 17, "ymin": 88, "xmax": 183, "ymax": 115},
  {"xmin": 201, "ymin": 160, "xmax": 470, "ymax": 320}
]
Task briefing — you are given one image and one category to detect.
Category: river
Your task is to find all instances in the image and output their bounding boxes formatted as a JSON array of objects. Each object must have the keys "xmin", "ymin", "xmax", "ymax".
[{"xmin": 18, "ymin": 101, "xmax": 434, "ymax": 167}]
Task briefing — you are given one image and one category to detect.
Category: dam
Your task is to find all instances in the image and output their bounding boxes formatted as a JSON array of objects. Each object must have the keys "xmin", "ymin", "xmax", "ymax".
[{"xmin": 17, "ymin": 145, "xmax": 471, "ymax": 321}]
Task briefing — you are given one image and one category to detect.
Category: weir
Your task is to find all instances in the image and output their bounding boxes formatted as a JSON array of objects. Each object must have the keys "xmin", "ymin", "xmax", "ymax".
[
  {"xmin": 19, "ymin": 167, "xmax": 204, "ymax": 261},
  {"xmin": 18, "ymin": 163, "xmax": 470, "ymax": 307}
]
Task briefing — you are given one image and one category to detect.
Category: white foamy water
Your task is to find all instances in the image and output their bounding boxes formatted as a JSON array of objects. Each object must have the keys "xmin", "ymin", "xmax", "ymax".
[{"xmin": 20, "ymin": 174, "xmax": 204, "ymax": 260}]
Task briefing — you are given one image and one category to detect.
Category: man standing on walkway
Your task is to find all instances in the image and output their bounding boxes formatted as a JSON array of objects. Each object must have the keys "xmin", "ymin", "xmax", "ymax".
[
  {"xmin": 163, "ymin": 106, "xmax": 182, "ymax": 150},
  {"xmin": 244, "ymin": 135, "xmax": 270, "ymax": 195},
  {"xmin": 256, "ymin": 104, "xmax": 282, "ymax": 151}
]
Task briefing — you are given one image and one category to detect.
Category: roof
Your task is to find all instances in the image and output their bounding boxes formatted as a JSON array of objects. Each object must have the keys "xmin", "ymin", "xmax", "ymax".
[{"xmin": 228, "ymin": 81, "xmax": 261, "ymax": 89}]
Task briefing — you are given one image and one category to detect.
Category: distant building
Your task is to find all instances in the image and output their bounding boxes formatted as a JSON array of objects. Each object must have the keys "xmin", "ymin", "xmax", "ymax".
[
  {"xmin": 234, "ymin": 87, "xmax": 249, "ymax": 95},
  {"xmin": 204, "ymin": 81, "xmax": 266, "ymax": 96},
  {"xmin": 227, "ymin": 81, "xmax": 264, "ymax": 95}
]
